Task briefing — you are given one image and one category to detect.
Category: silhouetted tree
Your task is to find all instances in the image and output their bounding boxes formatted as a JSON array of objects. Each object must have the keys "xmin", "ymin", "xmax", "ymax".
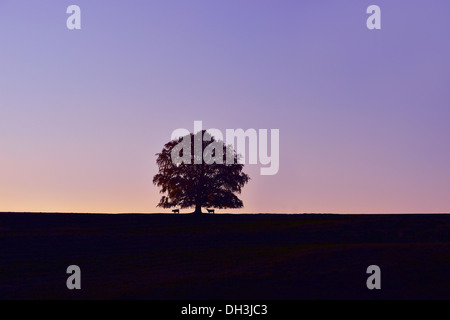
[{"xmin": 153, "ymin": 131, "xmax": 250, "ymax": 214}]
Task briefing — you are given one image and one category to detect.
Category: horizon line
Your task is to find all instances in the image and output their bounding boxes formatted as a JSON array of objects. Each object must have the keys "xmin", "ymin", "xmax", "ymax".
[{"xmin": 1, "ymin": 211, "xmax": 449, "ymax": 215}]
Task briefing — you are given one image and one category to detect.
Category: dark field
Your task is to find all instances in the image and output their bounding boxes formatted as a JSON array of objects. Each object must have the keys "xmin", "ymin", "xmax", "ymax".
[{"xmin": 0, "ymin": 213, "xmax": 449, "ymax": 300}]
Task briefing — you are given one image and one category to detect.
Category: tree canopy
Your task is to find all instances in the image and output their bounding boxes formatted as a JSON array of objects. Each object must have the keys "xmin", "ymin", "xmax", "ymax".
[{"xmin": 153, "ymin": 131, "xmax": 250, "ymax": 214}]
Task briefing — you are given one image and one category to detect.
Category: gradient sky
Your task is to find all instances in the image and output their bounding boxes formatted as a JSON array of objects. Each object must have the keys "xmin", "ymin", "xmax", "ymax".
[{"xmin": 1, "ymin": 0, "xmax": 449, "ymax": 213}]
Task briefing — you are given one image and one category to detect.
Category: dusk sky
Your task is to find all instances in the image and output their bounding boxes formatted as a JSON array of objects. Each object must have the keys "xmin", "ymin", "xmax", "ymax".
[{"xmin": 1, "ymin": 0, "xmax": 449, "ymax": 213}]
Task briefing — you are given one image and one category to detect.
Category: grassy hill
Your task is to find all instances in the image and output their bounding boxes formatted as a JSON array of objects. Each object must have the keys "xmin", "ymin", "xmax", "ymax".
[{"xmin": 0, "ymin": 213, "xmax": 449, "ymax": 299}]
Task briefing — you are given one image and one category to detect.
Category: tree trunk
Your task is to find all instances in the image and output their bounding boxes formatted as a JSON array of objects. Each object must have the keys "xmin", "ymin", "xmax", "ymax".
[{"xmin": 193, "ymin": 204, "xmax": 202, "ymax": 214}]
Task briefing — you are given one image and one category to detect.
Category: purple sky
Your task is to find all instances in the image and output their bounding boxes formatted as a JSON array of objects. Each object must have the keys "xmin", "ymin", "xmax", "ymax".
[{"xmin": 1, "ymin": 0, "xmax": 449, "ymax": 213}]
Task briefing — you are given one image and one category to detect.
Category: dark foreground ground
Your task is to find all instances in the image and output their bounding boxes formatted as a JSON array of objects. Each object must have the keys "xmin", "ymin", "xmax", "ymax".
[{"xmin": 0, "ymin": 213, "xmax": 449, "ymax": 300}]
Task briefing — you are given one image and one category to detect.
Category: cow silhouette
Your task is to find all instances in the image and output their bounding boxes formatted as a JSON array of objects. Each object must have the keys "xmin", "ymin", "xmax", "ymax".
[
  {"xmin": 207, "ymin": 209, "xmax": 215, "ymax": 214},
  {"xmin": 172, "ymin": 209, "xmax": 180, "ymax": 214}
]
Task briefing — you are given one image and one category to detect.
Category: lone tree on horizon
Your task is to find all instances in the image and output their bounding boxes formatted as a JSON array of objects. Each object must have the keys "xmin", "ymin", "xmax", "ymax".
[{"xmin": 153, "ymin": 130, "xmax": 250, "ymax": 214}]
